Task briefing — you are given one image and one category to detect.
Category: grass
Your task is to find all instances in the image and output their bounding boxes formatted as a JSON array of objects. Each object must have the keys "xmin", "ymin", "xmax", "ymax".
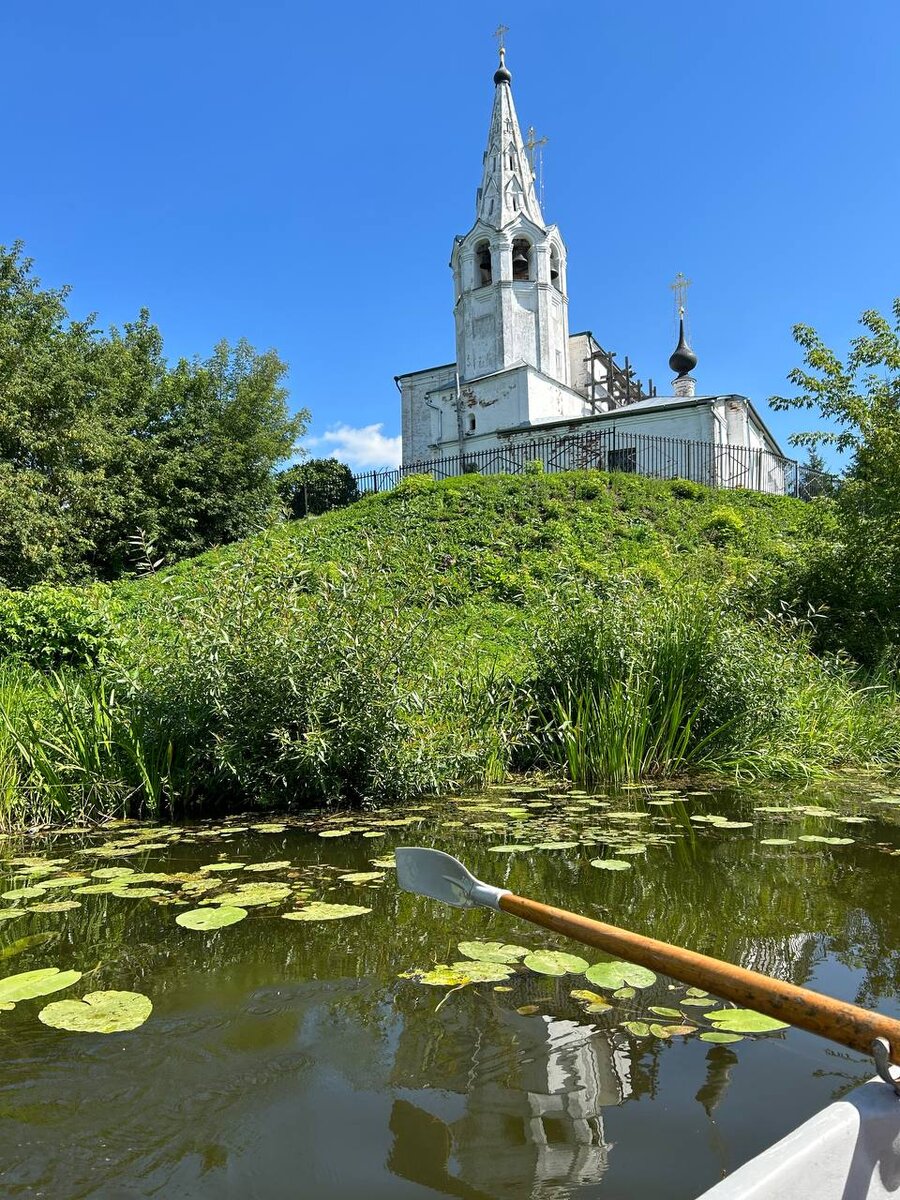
[{"xmin": 0, "ymin": 468, "xmax": 895, "ymax": 827}]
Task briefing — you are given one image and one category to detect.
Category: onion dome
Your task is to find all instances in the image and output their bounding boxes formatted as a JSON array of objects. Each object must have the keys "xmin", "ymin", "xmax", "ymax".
[
  {"xmin": 494, "ymin": 47, "xmax": 512, "ymax": 85},
  {"xmin": 669, "ymin": 315, "xmax": 698, "ymax": 378}
]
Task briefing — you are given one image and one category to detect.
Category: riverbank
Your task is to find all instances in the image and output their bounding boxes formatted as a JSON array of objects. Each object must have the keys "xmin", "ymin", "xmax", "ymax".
[{"xmin": 1, "ymin": 471, "xmax": 897, "ymax": 827}]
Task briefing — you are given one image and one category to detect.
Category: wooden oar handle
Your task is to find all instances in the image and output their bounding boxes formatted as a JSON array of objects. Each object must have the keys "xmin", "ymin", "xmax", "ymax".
[{"xmin": 500, "ymin": 892, "xmax": 900, "ymax": 1065}]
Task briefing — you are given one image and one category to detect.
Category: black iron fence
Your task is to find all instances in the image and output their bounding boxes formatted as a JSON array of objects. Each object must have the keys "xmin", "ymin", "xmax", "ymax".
[{"xmin": 352, "ymin": 430, "xmax": 837, "ymax": 501}]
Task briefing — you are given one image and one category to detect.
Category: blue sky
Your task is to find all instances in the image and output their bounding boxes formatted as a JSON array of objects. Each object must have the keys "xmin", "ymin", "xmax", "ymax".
[{"xmin": 3, "ymin": 0, "xmax": 898, "ymax": 469}]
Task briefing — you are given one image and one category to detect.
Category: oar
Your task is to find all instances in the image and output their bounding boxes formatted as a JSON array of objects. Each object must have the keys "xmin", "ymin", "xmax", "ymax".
[{"xmin": 395, "ymin": 847, "xmax": 900, "ymax": 1079}]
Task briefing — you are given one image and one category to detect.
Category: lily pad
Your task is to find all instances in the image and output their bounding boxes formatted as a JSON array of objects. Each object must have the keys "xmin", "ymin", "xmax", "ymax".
[
  {"xmin": 39, "ymin": 990, "xmax": 152, "ymax": 1033},
  {"xmin": 584, "ymin": 960, "xmax": 656, "ymax": 990},
  {"xmin": 760, "ymin": 839, "xmax": 796, "ymax": 846},
  {"xmin": 244, "ymin": 861, "xmax": 292, "ymax": 873},
  {"xmin": 199, "ymin": 862, "xmax": 246, "ymax": 873},
  {"xmin": 91, "ymin": 868, "xmax": 136, "ymax": 880},
  {"xmin": 0, "ymin": 910, "xmax": 26, "ymax": 921},
  {"xmin": 682, "ymin": 997, "xmax": 716, "ymax": 1007},
  {"xmin": 447, "ymin": 960, "xmax": 516, "ymax": 983},
  {"xmin": 706, "ymin": 1008, "xmax": 789, "ymax": 1034},
  {"xmin": 798, "ymin": 836, "xmax": 854, "ymax": 845},
  {"xmin": 175, "ymin": 906, "xmax": 248, "ymax": 930},
  {"xmin": 1, "ymin": 885, "xmax": 47, "ymax": 901},
  {"xmin": 700, "ymin": 1031, "xmax": 744, "ymax": 1044},
  {"xmin": 535, "ymin": 842, "xmax": 579, "ymax": 850},
  {"xmin": 252, "ymin": 823, "xmax": 287, "ymax": 833},
  {"xmin": 623, "ymin": 1020, "xmax": 651, "ymax": 1036},
  {"xmin": 215, "ymin": 883, "xmax": 292, "ymax": 907},
  {"xmin": 570, "ymin": 988, "xmax": 611, "ymax": 1012},
  {"xmin": 516, "ymin": 1004, "xmax": 540, "ymax": 1015},
  {"xmin": 458, "ymin": 941, "xmax": 530, "ymax": 964},
  {"xmin": 0, "ymin": 932, "xmax": 58, "ymax": 961},
  {"xmin": 282, "ymin": 902, "xmax": 371, "ymax": 921},
  {"xmin": 0, "ymin": 967, "xmax": 82, "ymax": 1003},
  {"xmin": 590, "ymin": 859, "xmax": 631, "ymax": 871},
  {"xmin": 404, "ymin": 966, "xmax": 470, "ymax": 987},
  {"xmin": 649, "ymin": 1006, "xmax": 684, "ymax": 1018},
  {"xmin": 338, "ymin": 871, "xmax": 385, "ymax": 884},
  {"xmin": 111, "ymin": 887, "xmax": 166, "ymax": 899},
  {"xmin": 487, "ymin": 845, "xmax": 534, "ymax": 853},
  {"xmin": 523, "ymin": 951, "xmax": 589, "ymax": 976}
]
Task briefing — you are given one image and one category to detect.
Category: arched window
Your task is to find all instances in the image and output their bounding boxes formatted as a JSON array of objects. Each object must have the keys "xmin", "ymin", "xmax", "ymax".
[
  {"xmin": 512, "ymin": 238, "xmax": 531, "ymax": 282},
  {"xmin": 475, "ymin": 240, "xmax": 492, "ymax": 287},
  {"xmin": 550, "ymin": 244, "xmax": 562, "ymax": 290},
  {"xmin": 468, "ymin": 414, "xmax": 476, "ymax": 432}
]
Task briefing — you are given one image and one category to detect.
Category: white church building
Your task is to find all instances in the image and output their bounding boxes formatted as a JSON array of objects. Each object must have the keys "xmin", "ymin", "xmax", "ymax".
[{"xmin": 397, "ymin": 46, "xmax": 789, "ymax": 493}]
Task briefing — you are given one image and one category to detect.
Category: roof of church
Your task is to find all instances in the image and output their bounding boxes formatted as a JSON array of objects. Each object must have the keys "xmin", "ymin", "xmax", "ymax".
[{"xmin": 473, "ymin": 49, "xmax": 544, "ymax": 230}]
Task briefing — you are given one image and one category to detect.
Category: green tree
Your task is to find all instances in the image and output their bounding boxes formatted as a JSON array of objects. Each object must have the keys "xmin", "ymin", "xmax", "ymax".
[
  {"xmin": 277, "ymin": 457, "xmax": 359, "ymax": 519},
  {"xmin": 0, "ymin": 242, "xmax": 308, "ymax": 584},
  {"xmin": 770, "ymin": 299, "xmax": 900, "ymax": 660}
]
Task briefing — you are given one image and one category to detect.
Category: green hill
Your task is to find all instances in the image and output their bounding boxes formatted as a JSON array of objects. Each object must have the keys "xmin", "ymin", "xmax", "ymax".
[{"xmin": 3, "ymin": 470, "xmax": 897, "ymax": 828}]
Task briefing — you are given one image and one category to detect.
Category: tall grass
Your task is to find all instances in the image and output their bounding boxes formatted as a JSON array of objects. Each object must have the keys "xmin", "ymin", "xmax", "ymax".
[{"xmin": 523, "ymin": 583, "xmax": 900, "ymax": 783}]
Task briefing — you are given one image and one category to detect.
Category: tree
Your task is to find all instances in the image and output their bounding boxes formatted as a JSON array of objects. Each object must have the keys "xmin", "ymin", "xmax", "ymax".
[
  {"xmin": 798, "ymin": 447, "xmax": 837, "ymax": 500},
  {"xmin": 0, "ymin": 242, "xmax": 308, "ymax": 584},
  {"xmin": 277, "ymin": 457, "xmax": 359, "ymax": 519},
  {"xmin": 770, "ymin": 299, "xmax": 900, "ymax": 660}
]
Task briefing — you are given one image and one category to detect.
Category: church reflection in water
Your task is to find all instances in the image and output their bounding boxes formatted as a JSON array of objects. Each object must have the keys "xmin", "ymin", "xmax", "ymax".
[{"xmin": 387, "ymin": 1002, "xmax": 640, "ymax": 1199}]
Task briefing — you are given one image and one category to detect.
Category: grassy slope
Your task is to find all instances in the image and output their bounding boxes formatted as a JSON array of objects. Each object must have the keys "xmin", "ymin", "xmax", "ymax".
[{"xmin": 117, "ymin": 470, "xmax": 831, "ymax": 653}]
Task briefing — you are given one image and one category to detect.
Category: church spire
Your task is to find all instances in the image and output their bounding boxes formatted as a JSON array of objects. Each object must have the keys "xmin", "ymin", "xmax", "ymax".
[{"xmin": 475, "ymin": 43, "xmax": 544, "ymax": 229}]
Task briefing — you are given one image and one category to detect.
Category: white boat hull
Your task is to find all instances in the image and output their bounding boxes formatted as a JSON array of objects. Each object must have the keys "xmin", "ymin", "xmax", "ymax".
[{"xmin": 697, "ymin": 1079, "xmax": 900, "ymax": 1199}]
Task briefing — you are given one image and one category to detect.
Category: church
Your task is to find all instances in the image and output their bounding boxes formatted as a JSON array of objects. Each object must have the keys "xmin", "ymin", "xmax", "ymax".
[{"xmin": 397, "ymin": 44, "xmax": 788, "ymax": 493}]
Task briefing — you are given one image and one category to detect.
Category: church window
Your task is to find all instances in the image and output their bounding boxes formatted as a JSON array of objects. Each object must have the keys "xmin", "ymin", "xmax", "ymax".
[
  {"xmin": 550, "ymin": 244, "xmax": 561, "ymax": 290},
  {"xmin": 508, "ymin": 152, "xmax": 515, "ymax": 169},
  {"xmin": 475, "ymin": 240, "xmax": 492, "ymax": 287},
  {"xmin": 468, "ymin": 414, "xmax": 476, "ymax": 432},
  {"xmin": 512, "ymin": 238, "xmax": 531, "ymax": 281}
]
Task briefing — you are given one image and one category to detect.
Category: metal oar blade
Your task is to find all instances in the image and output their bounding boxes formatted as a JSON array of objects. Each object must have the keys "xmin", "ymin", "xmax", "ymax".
[{"xmin": 395, "ymin": 847, "xmax": 509, "ymax": 910}]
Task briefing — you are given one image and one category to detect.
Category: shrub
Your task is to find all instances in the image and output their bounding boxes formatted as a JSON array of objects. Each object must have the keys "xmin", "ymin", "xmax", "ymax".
[
  {"xmin": 702, "ymin": 506, "xmax": 745, "ymax": 545},
  {"xmin": 0, "ymin": 585, "xmax": 118, "ymax": 670},
  {"xmin": 277, "ymin": 458, "xmax": 359, "ymax": 518}
]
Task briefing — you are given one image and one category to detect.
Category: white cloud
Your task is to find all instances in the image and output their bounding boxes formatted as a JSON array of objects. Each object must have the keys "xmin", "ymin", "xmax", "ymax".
[{"xmin": 304, "ymin": 423, "xmax": 402, "ymax": 471}]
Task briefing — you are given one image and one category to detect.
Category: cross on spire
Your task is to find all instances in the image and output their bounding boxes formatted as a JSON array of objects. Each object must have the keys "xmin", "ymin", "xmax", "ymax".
[
  {"xmin": 493, "ymin": 23, "xmax": 509, "ymax": 52},
  {"xmin": 525, "ymin": 126, "xmax": 549, "ymax": 209},
  {"xmin": 670, "ymin": 272, "xmax": 692, "ymax": 320}
]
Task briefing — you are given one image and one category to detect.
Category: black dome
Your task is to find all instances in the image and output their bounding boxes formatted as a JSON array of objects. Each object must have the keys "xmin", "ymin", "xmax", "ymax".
[{"xmin": 669, "ymin": 317, "xmax": 698, "ymax": 377}]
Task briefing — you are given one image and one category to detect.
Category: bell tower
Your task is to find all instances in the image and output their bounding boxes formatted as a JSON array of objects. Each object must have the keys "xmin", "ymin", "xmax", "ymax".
[{"xmin": 450, "ymin": 45, "xmax": 570, "ymax": 386}]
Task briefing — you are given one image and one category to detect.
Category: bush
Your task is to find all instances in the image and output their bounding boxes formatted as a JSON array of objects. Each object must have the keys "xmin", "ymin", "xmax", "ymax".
[
  {"xmin": 0, "ymin": 585, "xmax": 118, "ymax": 670},
  {"xmin": 277, "ymin": 458, "xmax": 359, "ymax": 519},
  {"xmin": 702, "ymin": 506, "xmax": 745, "ymax": 545}
]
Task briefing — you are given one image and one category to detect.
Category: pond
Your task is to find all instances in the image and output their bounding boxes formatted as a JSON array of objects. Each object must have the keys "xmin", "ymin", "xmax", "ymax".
[{"xmin": 1, "ymin": 779, "xmax": 899, "ymax": 1199}]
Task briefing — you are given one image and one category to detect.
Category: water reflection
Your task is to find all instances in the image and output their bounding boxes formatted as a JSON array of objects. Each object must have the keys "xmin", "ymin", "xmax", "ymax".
[{"xmin": 390, "ymin": 1008, "xmax": 629, "ymax": 1198}]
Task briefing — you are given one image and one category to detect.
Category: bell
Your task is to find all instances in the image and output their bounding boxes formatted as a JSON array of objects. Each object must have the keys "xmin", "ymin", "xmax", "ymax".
[{"xmin": 512, "ymin": 251, "xmax": 529, "ymax": 277}]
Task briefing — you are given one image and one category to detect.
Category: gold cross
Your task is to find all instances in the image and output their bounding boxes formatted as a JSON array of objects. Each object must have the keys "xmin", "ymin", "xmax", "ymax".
[
  {"xmin": 670, "ymin": 272, "xmax": 692, "ymax": 319},
  {"xmin": 493, "ymin": 23, "xmax": 509, "ymax": 51}
]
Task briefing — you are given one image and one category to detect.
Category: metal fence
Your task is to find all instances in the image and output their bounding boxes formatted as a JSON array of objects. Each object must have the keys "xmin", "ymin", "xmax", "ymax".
[{"xmin": 352, "ymin": 430, "xmax": 837, "ymax": 501}]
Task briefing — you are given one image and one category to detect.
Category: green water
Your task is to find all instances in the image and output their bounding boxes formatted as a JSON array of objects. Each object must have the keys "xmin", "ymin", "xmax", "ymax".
[{"xmin": 1, "ymin": 779, "xmax": 899, "ymax": 1199}]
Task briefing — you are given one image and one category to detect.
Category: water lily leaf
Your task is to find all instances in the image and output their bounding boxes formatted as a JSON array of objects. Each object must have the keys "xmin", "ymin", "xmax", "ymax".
[
  {"xmin": 648, "ymin": 1006, "xmax": 683, "ymax": 1018},
  {"xmin": 517, "ymin": 1004, "xmax": 540, "ymax": 1015},
  {"xmin": 448, "ymin": 960, "xmax": 515, "ymax": 982},
  {"xmin": 73, "ymin": 882, "xmax": 124, "ymax": 895},
  {"xmin": 706, "ymin": 1008, "xmax": 789, "ymax": 1033},
  {"xmin": 282, "ymin": 902, "xmax": 371, "ymax": 921},
  {"xmin": 176, "ymin": 906, "xmax": 248, "ymax": 930},
  {"xmin": 584, "ymin": 960, "xmax": 656, "ymax": 989},
  {"xmin": 0, "ymin": 967, "xmax": 82, "ymax": 1003},
  {"xmin": 687, "ymin": 987, "xmax": 708, "ymax": 997},
  {"xmin": 1, "ymin": 885, "xmax": 47, "ymax": 901},
  {"xmin": 570, "ymin": 989, "xmax": 611, "ymax": 1009},
  {"xmin": 318, "ymin": 830, "xmax": 351, "ymax": 838},
  {"xmin": 623, "ymin": 1021, "xmax": 651, "ymax": 1036},
  {"xmin": 244, "ymin": 861, "xmax": 292, "ymax": 872},
  {"xmin": 0, "ymin": 932, "xmax": 58, "ymax": 961},
  {"xmin": 715, "ymin": 821, "xmax": 753, "ymax": 830},
  {"xmin": 535, "ymin": 842, "xmax": 579, "ymax": 851},
  {"xmin": 798, "ymin": 836, "xmax": 854, "ymax": 845},
  {"xmin": 216, "ymin": 883, "xmax": 292, "ymax": 907},
  {"xmin": 200, "ymin": 862, "xmax": 246, "ymax": 873},
  {"xmin": 649, "ymin": 1023, "xmax": 674, "ymax": 1038},
  {"xmin": 91, "ymin": 868, "xmax": 136, "ymax": 880},
  {"xmin": 404, "ymin": 966, "xmax": 470, "ymax": 987},
  {"xmin": 682, "ymin": 997, "xmax": 716, "ymax": 1007},
  {"xmin": 369, "ymin": 858, "xmax": 396, "ymax": 869},
  {"xmin": 590, "ymin": 859, "xmax": 631, "ymax": 871},
  {"xmin": 111, "ymin": 887, "xmax": 166, "ymax": 898},
  {"xmin": 493, "ymin": 986, "xmax": 513, "ymax": 993},
  {"xmin": 0, "ymin": 1001, "xmax": 14, "ymax": 1011},
  {"xmin": 663, "ymin": 1024, "xmax": 696, "ymax": 1036},
  {"xmin": 487, "ymin": 845, "xmax": 534, "ymax": 853},
  {"xmin": 700, "ymin": 1031, "xmax": 744, "ymax": 1044},
  {"xmin": 252, "ymin": 824, "xmax": 287, "ymax": 833},
  {"xmin": 362, "ymin": 831, "xmax": 386, "ymax": 838},
  {"xmin": 39, "ymin": 990, "xmax": 152, "ymax": 1033},
  {"xmin": 759, "ymin": 839, "xmax": 796, "ymax": 846},
  {"xmin": 458, "ymin": 941, "xmax": 530, "ymax": 964},
  {"xmin": 338, "ymin": 871, "xmax": 385, "ymax": 884},
  {"xmin": 0, "ymin": 910, "xmax": 26, "ymax": 921},
  {"xmin": 523, "ymin": 951, "xmax": 589, "ymax": 976}
]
